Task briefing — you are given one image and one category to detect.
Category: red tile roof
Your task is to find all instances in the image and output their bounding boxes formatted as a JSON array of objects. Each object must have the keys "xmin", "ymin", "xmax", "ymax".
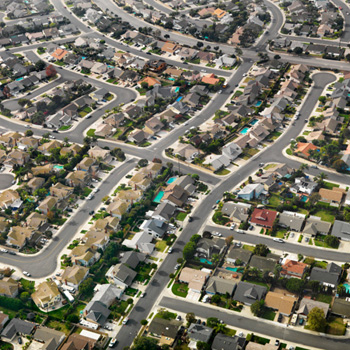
[
  {"xmin": 281, "ymin": 259, "xmax": 308, "ymax": 278},
  {"xmin": 250, "ymin": 208, "xmax": 278, "ymax": 228}
]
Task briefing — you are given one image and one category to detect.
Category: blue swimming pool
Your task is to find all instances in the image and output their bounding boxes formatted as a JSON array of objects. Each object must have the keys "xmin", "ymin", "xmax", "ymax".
[
  {"xmin": 16, "ymin": 77, "xmax": 24, "ymax": 81},
  {"xmin": 250, "ymin": 118, "xmax": 258, "ymax": 126},
  {"xmin": 175, "ymin": 87, "xmax": 180, "ymax": 93},
  {"xmin": 176, "ymin": 96, "xmax": 183, "ymax": 102},
  {"xmin": 225, "ymin": 267, "xmax": 244, "ymax": 272},
  {"xmin": 54, "ymin": 165, "xmax": 64, "ymax": 170},
  {"xmin": 154, "ymin": 191, "xmax": 164, "ymax": 203},
  {"xmin": 240, "ymin": 127, "xmax": 250, "ymax": 135},
  {"xmin": 200, "ymin": 258, "xmax": 213, "ymax": 265},
  {"xmin": 344, "ymin": 283, "xmax": 350, "ymax": 293},
  {"xmin": 167, "ymin": 177, "xmax": 177, "ymax": 185},
  {"xmin": 255, "ymin": 101, "xmax": 262, "ymax": 107},
  {"xmin": 300, "ymin": 195, "xmax": 308, "ymax": 202},
  {"xmin": 168, "ymin": 77, "xmax": 175, "ymax": 81}
]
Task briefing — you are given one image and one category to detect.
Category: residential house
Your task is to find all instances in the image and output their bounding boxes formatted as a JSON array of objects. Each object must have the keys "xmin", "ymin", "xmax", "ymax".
[
  {"xmin": 107, "ymin": 200, "xmax": 129, "ymax": 219},
  {"xmin": 105, "ymin": 263, "xmax": 137, "ymax": 289},
  {"xmin": 178, "ymin": 267, "xmax": 211, "ymax": 294},
  {"xmin": 26, "ymin": 212, "xmax": 48, "ymax": 231},
  {"xmin": 65, "ymin": 171, "xmax": 91, "ymax": 188},
  {"xmin": 27, "ymin": 177, "xmax": 45, "ymax": 193},
  {"xmin": 60, "ymin": 333, "xmax": 96, "ymax": 350},
  {"xmin": 37, "ymin": 196, "xmax": 58, "ymax": 215},
  {"xmin": 212, "ymin": 334, "xmax": 246, "ymax": 350},
  {"xmin": 60, "ymin": 265, "xmax": 89, "ymax": 289},
  {"xmin": 5, "ymin": 149, "xmax": 29, "ymax": 167},
  {"xmin": 297, "ymin": 297, "xmax": 329, "ymax": 318},
  {"xmin": 221, "ymin": 202, "xmax": 251, "ymax": 223},
  {"xmin": 7, "ymin": 226, "xmax": 34, "ymax": 249},
  {"xmin": 0, "ymin": 190, "xmax": 21, "ymax": 210},
  {"xmin": 331, "ymin": 220, "xmax": 350, "ymax": 241},
  {"xmin": 31, "ymin": 164, "xmax": 54, "ymax": 176},
  {"xmin": 249, "ymin": 254, "xmax": 278, "ymax": 271},
  {"xmin": 152, "ymin": 201, "xmax": 177, "ymax": 222},
  {"xmin": 196, "ymin": 237, "xmax": 225, "ymax": 259},
  {"xmin": 302, "ymin": 216, "xmax": 332, "ymax": 236},
  {"xmin": 233, "ymin": 281, "xmax": 267, "ymax": 306},
  {"xmin": 122, "ymin": 230, "xmax": 155, "ymax": 254},
  {"xmin": 140, "ymin": 218, "xmax": 168, "ymax": 238},
  {"xmin": 31, "ymin": 281, "xmax": 61, "ymax": 310},
  {"xmin": 1, "ymin": 318, "xmax": 36, "ymax": 340},
  {"xmin": 264, "ymin": 291, "xmax": 297, "ymax": 316},
  {"xmin": 50, "ymin": 183, "xmax": 74, "ymax": 201},
  {"xmin": 0, "ymin": 278, "xmax": 19, "ymax": 298},
  {"xmin": 249, "ymin": 208, "xmax": 278, "ymax": 229},
  {"xmin": 278, "ymin": 211, "xmax": 306, "ymax": 232},
  {"xmin": 33, "ymin": 327, "xmax": 65, "ymax": 350},
  {"xmin": 310, "ymin": 262, "xmax": 342, "ymax": 289},
  {"xmin": 318, "ymin": 188, "xmax": 344, "ymax": 206},
  {"xmin": 206, "ymin": 276, "xmax": 236, "ymax": 296},
  {"xmin": 187, "ymin": 324, "xmax": 213, "ymax": 349},
  {"xmin": 163, "ymin": 183, "xmax": 189, "ymax": 207},
  {"xmin": 70, "ymin": 244, "xmax": 100, "ymax": 267},
  {"xmin": 147, "ymin": 318, "xmax": 182, "ymax": 347},
  {"xmin": 226, "ymin": 247, "xmax": 252, "ymax": 266},
  {"xmin": 128, "ymin": 129, "xmax": 151, "ymax": 144},
  {"xmin": 201, "ymin": 73, "xmax": 219, "ymax": 85},
  {"xmin": 0, "ymin": 313, "xmax": 9, "ymax": 331},
  {"xmin": 237, "ymin": 184, "xmax": 264, "ymax": 201},
  {"xmin": 295, "ymin": 142, "xmax": 319, "ymax": 159},
  {"xmin": 121, "ymin": 251, "xmax": 146, "ymax": 270},
  {"xmin": 281, "ymin": 260, "xmax": 308, "ymax": 279},
  {"xmin": 291, "ymin": 177, "xmax": 318, "ymax": 195}
]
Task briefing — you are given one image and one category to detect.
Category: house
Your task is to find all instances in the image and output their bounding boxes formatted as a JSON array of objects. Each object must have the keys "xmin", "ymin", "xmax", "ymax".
[
  {"xmin": 215, "ymin": 54, "xmax": 236, "ymax": 68},
  {"xmin": 206, "ymin": 276, "xmax": 236, "ymax": 296},
  {"xmin": 128, "ymin": 129, "xmax": 151, "ymax": 144},
  {"xmin": 281, "ymin": 260, "xmax": 308, "ymax": 279},
  {"xmin": 221, "ymin": 202, "xmax": 251, "ymax": 223},
  {"xmin": 196, "ymin": 238, "xmax": 225, "ymax": 259},
  {"xmin": 82, "ymin": 230, "xmax": 110, "ymax": 251},
  {"xmin": 144, "ymin": 59, "xmax": 167, "ymax": 72},
  {"xmin": 249, "ymin": 254, "xmax": 278, "ymax": 271},
  {"xmin": 90, "ymin": 88, "xmax": 108, "ymax": 102},
  {"xmin": 302, "ymin": 216, "xmax": 332, "ymax": 236},
  {"xmin": 310, "ymin": 262, "xmax": 342, "ymax": 288},
  {"xmin": 77, "ymin": 157, "xmax": 98, "ymax": 173},
  {"xmin": 27, "ymin": 177, "xmax": 45, "ymax": 193},
  {"xmin": 187, "ymin": 324, "xmax": 213, "ymax": 349},
  {"xmin": 161, "ymin": 42, "xmax": 180, "ymax": 55},
  {"xmin": 107, "ymin": 200, "xmax": 129, "ymax": 219},
  {"xmin": 278, "ymin": 211, "xmax": 306, "ymax": 232},
  {"xmin": 140, "ymin": 218, "xmax": 168, "ymax": 238},
  {"xmin": 61, "ymin": 333, "xmax": 97, "ymax": 350},
  {"xmin": 65, "ymin": 171, "xmax": 91, "ymax": 188},
  {"xmin": 105, "ymin": 263, "xmax": 136, "ymax": 289},
  {"xmin": 1, "ymin": 318, "xmax": 36, "ymax": 340},
  {"xmin": 331, "ymin": 298, "xmax": 350, "ymax": 318},
  {"xmin": 70, "ymin": 244, "xmax": 100, "ymax": 267},
  {"xmin": 0, "ymin": 190, "xmax": 21, "ymax": 210},
  {"xmin": 50, "ymin": 183, "xmax": 74, "ymax": 201},
  {"xmin": 5, "ymin": 149, "xmax": 30, "ymax": 167},
  {"xmin": 153, "ymin": 201, "xmax": 177, "ymax": 222},
  {"xmin": 0, "ymin": 278, "xmax": 19, "ymax": 298},
  {"xmin": 233, "ymin": 281, "xmax": 267, "ymax": 306},
  {"xmin": 7, "ymin": 226, "xmax": 34, "ymax": 249},
  {"xmin": 173, "ymin": 175, "xmax": 196, "ymax": 194},
  {"xmin": 31, "ymin": 164, "xmax": 54, "ymax": 176},
  {"xmin": 31, "ymin": 281, "xmax": 61, "ymax": 310},
  {"xmin": 331, "ymin": 220, "xmax": 350, "ymax": 241},
  {"xmin": 51, "ymin": 48, "xmax": 68, "ymax": 61},
  {"xmin": 26, "ymin": 212, "xmax": 48, "ymax": 231},
  {"xmin": 144, "ymin": 116, "xmax": 164, "ymax": 135},
  {"xmin": 37, "ymin": 196, "xmax": 58, "ymax": 215},
  {"xmin": 163, "ymin": 183, "xmax": 190, "ymax": 207},
  {"xmin": 201, "ymin": 73, "xmax": 220, "ymax": 85},
  {"xmin": 33, "ymin": 327, "xmax": 65, "ymax": 350},
  {"xmin": 291, "ymin": 177, "xmax": 318, "ymax": 195},
  {"xmin": 174, "ymin": 144, "xmax": 199, "ymax": 162},
  {"xmin": 226, "ymin": 247, "xmax": 252, "ymax": 265},
  {"xmin": 264, "ymin": 291, "xmax": 297, "ymax": 316},
  {"xmin": 60, "ymin": 265, "xmax": 89, "ymax": 289},
  {"xmin": 249, "ymin": 209, "xmax": 278, "ymax": 229},
  {"xmin": 318, "ymin": 188, "xmax": 344, "ymax": 205},
  {"xmin": 212, "ymin": 334, "xmax": 246, "ymax": 350},
  {"xmin": 121, "ymin": 251, "xmax": 146, "ymax": 270},
  {"xmin": 178, "ymin": 267, "xmax": 211, "ymax": 294},
  {"xmin": 0, "ymin": 313, "xmax": 9, "ymax": 331},
  {"xmin": 122, "ymin": 230, "xmax": 155, "ymax": 254},
  {"xmin": 237, "ymin": 184, "xmax": 264, "ymax": 201},
  {"xmin": 147, "ymin": 318, "xmax": 182, "ymax": 346},
  {"xmin": 92, "ymin": 217, "xmax": 119, "ymax": 233},
  {"xmin": 295, "ymin": 142, "xmax": 319, "ymax": 159},
  {"xmin": 297, "ymin": 297, "xmax": 329, "ymax": 318}
]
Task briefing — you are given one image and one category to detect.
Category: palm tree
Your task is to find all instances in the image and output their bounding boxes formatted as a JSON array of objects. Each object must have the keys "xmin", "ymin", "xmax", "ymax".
[
  {"xmin": 214, "ymin": 322, "xmax": 227, "ymax": 334},
  {"xmin": 317, "ymin": 172, "xmax": 327, "ymax": 184},
  {"xmin": 299, "ymin": 163, "xmax": 309, "ymax": 172}
]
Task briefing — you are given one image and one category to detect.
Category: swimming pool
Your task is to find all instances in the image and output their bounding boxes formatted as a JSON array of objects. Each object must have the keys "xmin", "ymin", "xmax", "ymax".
[
  {"xmin": 176, "ymin": 96, "xmax": 183, "ymax": 102},
  {"xmin": 16, "ymin": 77, "xmax": 24, "ymax": 81},
  {"xmin": 154, "ymin": 191, "xmax": 164, "ymax": 203},
  {"xmin": 167, "ymin": 177, "xmax": 177, "ymax": 185},
  {"xmin": 175, "ymin": 87, "xmax": 180, "ymax": 93},
  {"xmin": 300, "ymin": 195, "xmax": 308, "ymax": 202},
  {"xmin": 250, "ymin": 118, "xmax": 258, "ymax": 126},
  {"xmin": 225, "ymin": 267, "xmax": 243, "ymax": 272},
  {"xmin": 168, "ymin": 77, "xmax": 175, "ymax": 81},
  {"xmin": 200, "ymin": 258, "xmax": 213, "ymax": 265},
  {"xmin": 54, "ymin": 165, "xmax": 64, "ymax": 170},
  {"xmin": 240, "ymin": 127, "xmax": 250, "ymax": 135},
  {"xmin": 255, "ymin": 101, "xmax": 262, "ymax": 107},
  {"xmin": 344, "ymin": 283, "xmax": 350, "ymax": 293}
]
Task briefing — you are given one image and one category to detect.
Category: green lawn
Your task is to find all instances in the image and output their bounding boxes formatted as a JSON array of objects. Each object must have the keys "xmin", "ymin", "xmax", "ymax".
[
  {"xmin": 87, "ymin": 129, "xmax": 96, "ymax": 137},
  {"xmin": 82, "ymin": 187, "xmax": 92, "ymax": 197},
  {"xmin": 313, "ymin": 210, "xmax": 335, "ymax": 223},
  {"xmin": 270, "ymin": 131, "xmax": 282, "ymax": 140},
  {"xmin": 216, "ymin": 168, "xmax": 230, "ymax": 175},
  {"xmin": 59, "ymin": 125, "xmax": 71, "ymax": 131},
  {"xmin": 315, "ymin": 294, "xmax": 333, "ymax": 304},
  {"xmin": 264, "ymin": 164, "xmax": 277, "ymax": 170},
  {"xmin": 176, "ymin": 212, "xmax": 188, "ymax": 221},
  {"xmin": 241, "ymin": 148, "xmax": 259, "ymax": 160},
  {"xmin": 268, "ymin": 194, "xmax": 282, "ymax": 208},
  {"xmin": 314, "ymin": 238, "xmax": 339, "ymax": 249},
  {"xmin": 0, "ymin": 341, "xmax": 13, "ymax": 350},
  {"xmin": 326, "ymin": 317, "xmax": 346, "ymax": 335},
  {"xmin": 274, "ymin": 228, "xmax": 287, "ymax": 238},
  {"xmin": 155, "ymin": 240, "xmax": 167, "ymax": 252},
  {"xmin": 261, "ymin": 309, "xmax": 276, "ymax": 321},
  {"xmin": 322, "ymin": 181, "xmax": 339, "ymax": 190},
  {"xmin": 243, "ymin": 245, "xmax": 255, "ymax": 252},
  {"xmin": 172, "ymin": 283, "xmax": 189, "ymax": 297}
]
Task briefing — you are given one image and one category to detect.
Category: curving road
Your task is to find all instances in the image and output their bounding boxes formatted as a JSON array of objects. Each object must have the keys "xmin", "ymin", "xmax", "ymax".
[{"xmin": 0, "ymin": 174, "xmax": 14, "ymax": 190}]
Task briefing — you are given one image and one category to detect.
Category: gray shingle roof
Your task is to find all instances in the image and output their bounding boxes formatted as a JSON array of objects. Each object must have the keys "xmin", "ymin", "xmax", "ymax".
[
  {"xmin": 310, "ymin": 263, "xmax": 341, "ymax": 286},
  {"xmin": 212, "ymin": 334, "xmax": 246, "ymax": 350},
  {"xmin": 188, "ymin": 324, "xmax": 213, "ymax": 343},
  {"xmin": 148, "ymin": 318, "xmax": 182, "ymax": 339},
  {"xmin": 121, "ymin": 251, "xmax": 146, "ymax": 269},
  {"xmin": 233, "ymin": 281, "xmax": 267, "ymax": 305},
  {"xmin": 331, "ymin": 220, "xmax": 350, "ymax": 240},
  {"xmin": 1, "ymin": 318, "xmax": 35, "ymax": 339},
  {"xmin": 206, "ymin": 276, "xmax": 236, "ymax": 295}
]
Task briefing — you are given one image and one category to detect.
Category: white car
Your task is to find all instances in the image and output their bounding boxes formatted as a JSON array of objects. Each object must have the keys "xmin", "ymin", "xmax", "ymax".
[
  {"xmin": 213, "ymin": 231, "xmax": 222, "ymax": 237},
  {"xmin": 273, "ymin": 238, "xmax": 284, "ymax": 243},
  {"xmin": 0, "ymin": 249, "xmax": 8, "ymax": 253},
  {"xmin": 109, "ymin": 338, "xmax": 117, "ymax": 348},
  {"xmin": 23, "ymin": 271, "xmax": 31, "ymax": 277},
  {"xmin": 230, "ymin": 224, "xmax": 235, "ymax": 230}
]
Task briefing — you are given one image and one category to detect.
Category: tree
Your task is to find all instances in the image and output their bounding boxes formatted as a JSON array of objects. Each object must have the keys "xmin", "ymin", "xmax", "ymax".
[
  {"xmin": 133, "ymin": 337, "xmax": 158, "ymax": 350},
  {"xmin": 183, "ymin": 241, "xmax": 196, "ymax": 260},
  {"xmin": 20, "ymin": 292, "xmax": 30, "ymax": 303},
  {"xmin": 35, "ymin": 60, "xmax": 46, "ymax": 71},
  {"xmin": 213, "ymin": 322, "xmax": 227, "ymax": 333},
  {"xmin": 197, "ymin": 41, "xmax": 203, "ymax": 48},
  {"xmin": 67, "ymin": 315, "xmax": 80, "ymax": 323},
  {"xmin": 186, "ymin": 312, "xmax": 196, "ymax": 325},
  {"xmin": 46, "ymin": 64, "xmax": 57, "ymax": 78},
  {"xmin": 251, "ymin": 300, "xmax": 265, "ymax": 316},
  {"xmin": 307, "ymin": 307, "xmax": 327, "ymax": 332},
  {"xmin": 25, "ymin": 130, "xmax": 33, "ymax": 136},
  {"xmin": 138, "ymin": 159, "xmax": 148, "ymax": 167},
  {"xmin": 309, "ymin": 193, "xmax": 321, "ymax": 206},
  {"xmin": 225, "ymin": 235, "xmax": 233, "ymax": 246},
  {"xmin": 78, "ymin": 277, "xmax": 93, "ymax": 295},
  {"xmin": 206, "ymin": 317, "xmax": 219, "ymax": 328},
  {"xmin": 253, "ymin": 244, "xmax": 269, "ymax": 257},
  {"xmin": 274, "ymin": 54, "xmax": 281, "ymax": 59},
  {"xmin": 293, "ymin": 47, "xmax": 303, "ymax": 55},
  {"xmin": 324, "ymin": 235, "xmax": 339, "ymax": 248},
  {"xmin": 127, "ymin": 298, "xmax": 133, "ymax": 304},
  {"xmin": 140, "ymin": 319, "xmax": 148, "ymax": 326},
  {"xmin": 18, "ymin": 99, "xmax": 29, "ymax": 107},
  {"xmin": 211, "ymin": 294, "xmax": 221, "ymax": 304},
  {"xmin": 333, "ymin": 159, "xmax": 347, "ymax": 172},
  {"xmin": 286, "ymin": 278, "xmax": 305, "ymax": 294},
  {"xmin": 196, "ymin": 342, "xmax": 210, "ymax": 350},
  {"xmin": 299, "ymin": 163, "xmax": 309, "ymax": 172}
]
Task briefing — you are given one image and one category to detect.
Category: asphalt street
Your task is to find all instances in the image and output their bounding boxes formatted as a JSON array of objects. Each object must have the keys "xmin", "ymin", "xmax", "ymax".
[
  {"xmin": 0, "ymin": 174, "xmax": 14, "ymax": 190},
  {"xmin": 159, "ymin": 297, "xmax": 348, "ymax": 350}
]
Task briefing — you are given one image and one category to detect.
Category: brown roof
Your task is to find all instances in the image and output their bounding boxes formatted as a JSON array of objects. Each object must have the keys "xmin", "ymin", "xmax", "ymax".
[
  {"xmin": 264, "ymin": 291, "xmax": 297, "ymax": 315},
  {"xmin": 319, "ymin": 188, "xmax": 343, "ymax": 203}
]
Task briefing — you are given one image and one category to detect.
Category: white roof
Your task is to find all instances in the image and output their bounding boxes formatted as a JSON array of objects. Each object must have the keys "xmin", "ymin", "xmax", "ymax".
[{"xmin": 80, "ymin": 330, "xmax": 101, "ymax": 340}]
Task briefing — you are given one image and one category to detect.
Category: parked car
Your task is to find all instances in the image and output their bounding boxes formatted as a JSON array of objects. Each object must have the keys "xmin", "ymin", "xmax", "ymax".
[
  {"xmin": 140, "ymin": 292, "xmax": 146, "ymax": 298},
  {"xmin": 168, "ymin": 247, "xmax": 173, "ymax": 253},
  {"xmin": 122, "ymin": 317, "xmax": 129, "ymax": 325},
  {"xmin": 18, "ymin": 337, "xmax": 22, "ymax": 345},
  {"xmin": 273, "ymin": 238, "xmax": 284, "ymax": 243},
  {"xmin": 109, "ymin": 338, "xmax": 117, "ymax": 347}
]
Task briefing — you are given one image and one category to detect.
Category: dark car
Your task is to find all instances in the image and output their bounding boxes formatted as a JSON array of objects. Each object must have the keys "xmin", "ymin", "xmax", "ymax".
[
  {"xmin": 188, "ymin": 216, "xmax": 193, "ymax": 222},
  {"xmin": 89, "ymin": 211, "xmax": 94, "ymax": 215},
  {"xmin": 52, "ymin": 130, "xmax": 59, "ymax": 133},
  {"xmin": 8, "ymin": 251, "xmax": 16, "ymax": 255},
  {"xmin": 278, "ymin": 314, "xmax": 283, "ymax": 322},
  {"xmin": 18, "ymin": 337, "xmax": 22, "ymax": 345},
  {"xmin": 196, "ymin": 319, "xmax": 201, "ymax": 324}
]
